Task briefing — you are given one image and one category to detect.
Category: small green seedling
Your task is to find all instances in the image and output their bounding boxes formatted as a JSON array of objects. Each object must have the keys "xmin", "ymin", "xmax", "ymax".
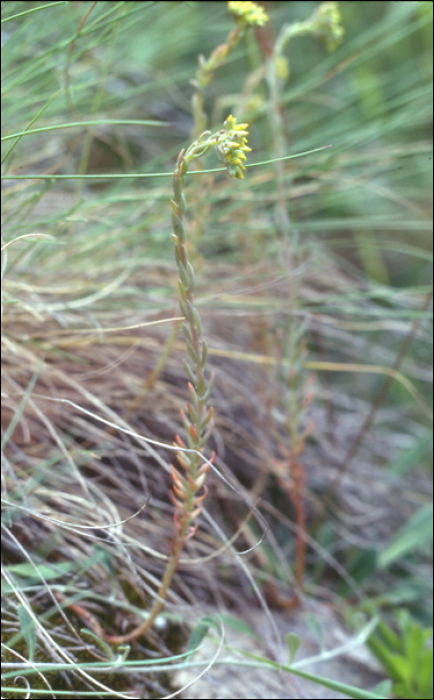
[{"xmin": 367, "ymin": 610, "xmax": 433, "ymax": 699}]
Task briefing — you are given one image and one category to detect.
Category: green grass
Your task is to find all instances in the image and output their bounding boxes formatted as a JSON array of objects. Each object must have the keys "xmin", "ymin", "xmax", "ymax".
[{"xmin": 2, "ymin": 1, "xmax": 432, "ymax": 698}]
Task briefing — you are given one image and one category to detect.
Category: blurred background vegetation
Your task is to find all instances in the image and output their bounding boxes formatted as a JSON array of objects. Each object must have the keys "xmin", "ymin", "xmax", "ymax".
[{"xmin": 1, "ymin": 2, "xmax": 432, "ymax": 698}]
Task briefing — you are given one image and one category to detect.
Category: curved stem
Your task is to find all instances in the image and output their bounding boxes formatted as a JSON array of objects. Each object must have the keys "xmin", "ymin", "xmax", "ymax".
[{"xmin": 89, "ymin": 117, "xmax": 251, "ymax": 644}]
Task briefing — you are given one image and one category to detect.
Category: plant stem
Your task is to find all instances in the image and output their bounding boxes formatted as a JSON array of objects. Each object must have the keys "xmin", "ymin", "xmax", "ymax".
[{"xmin": 97, "ymin": 117, "xmax": 251, "ymax": 644}]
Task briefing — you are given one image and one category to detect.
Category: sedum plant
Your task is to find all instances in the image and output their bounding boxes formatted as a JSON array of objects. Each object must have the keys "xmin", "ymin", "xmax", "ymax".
[
  {"xmin": 100, "ymin": 116, "xmax": 251, "ymax": 644},
  {"xmin": 189, "ymin": 1, "xmax": 268, "ymax": 252},
  {"xmin": 131, "ymin": 3, "xmax": 266, "ymax": 406},
  {"xmin": 263, "ymin": 1, "xmax": 344, "ymax": 594}
]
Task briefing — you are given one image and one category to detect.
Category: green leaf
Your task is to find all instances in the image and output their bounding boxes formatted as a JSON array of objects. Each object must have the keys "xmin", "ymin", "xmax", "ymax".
[
  {"xmin": 378, "ymin": 504, "xmax": 433, "ymax": 569},
  {"xmin": 217, "ymin": 613, "xmax": 257, "ymax": 636},
  {"xmin": 187, "ymin": 261, "xmax": 195, "ymax": 292},
  {"xmin": 17, "ymin": 605, "xmax": 37, "ymax": 662},
  {"xmin": 388, "ymin": 653, "xmax": 410, "ymax": 684},
  {"xmin": 81, "ymin": 628, "xmax": 119, "ymax": 661},
  {"xmin": 178, "ymin": 262, "xmax": 189, "ymax": 289},
  {"xmin": 182, "ymin": 359, "xmax": 197, "ymax": 385},
  {"xmin": 418, "ymin": 648, "xmax": 433, "ymax": 699},
  {"xmin": 376, "ymin": 619, "xmax": 401, "ymax": 652},
  {"xmin": 368, "ymin": 636, "xmax": 404, "ymax": 681},
  {"xmin": 285, "ymin": 632, "xmax": 301, "ymax": 664},
  {"xmin": 185, "ymin": 298, "xmax": 197, "ymax": 328},
  {"xmin": 171, "ymin": 210, "xmax": 186, "ymax": 242},
  {"xmin": 2, "ymin": 559, "xmax": 84, "ymax": 594},
  {"xmin": 184, "ymin": 615, "xmax": 222, "ymax": 663},
  {"xmin": 193, "ymin": 307, "xmax": 202, "ymax": 334},
  {"xmin": 406, "ymin": 621, "xmax": 424, "ymax": 675},
  {"xmin": 200, "ymin": 340, "xmax": 208, "ymax": 368},
  {"xmin": 199, "ymin": 371, "xmax": 214, "ymax": 402},
  {"xmin": 179, "ymin": 298, "xmax": 189, "ymax": 322},
  {"xmin": 307, "ymin": 614, "xmax": 326, "ymax": 652},
  {"xmin": 368, "ymin": 614, "xmax": 433, "ymax": 699},
  {"xmin": 372, "ymin": 680, "xmax": 392, "ymax": 697},
  {"xmin": 387, "ymin": 434, "xmax": 432, "ymax": 475},
  {"xmin": 178, "ymin": 279, "xmax": 188, "ymax": 301},
  {"xmin": 185, "ymin": 335, "xmax": 199, "ymax": 364},
  {"xmin": 340, "ymin": 548, "xmax": 378, "ymax": 596},
  {"xmin": 182, "ymin": 322, "xmax": 194, "ymax": 347},
  {"xmin": 350, "ymin": 548, "xmax": 378, "ymax": 583},
  {"xmin": 173, "ymin": 176, "xmax": 183, "ymax": 203}
]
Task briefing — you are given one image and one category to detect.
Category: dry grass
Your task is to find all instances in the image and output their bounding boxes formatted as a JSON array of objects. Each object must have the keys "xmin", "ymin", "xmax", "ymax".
[{"xmin": 2, "ymin": 2, "xmax": 432, "ymax": 698}]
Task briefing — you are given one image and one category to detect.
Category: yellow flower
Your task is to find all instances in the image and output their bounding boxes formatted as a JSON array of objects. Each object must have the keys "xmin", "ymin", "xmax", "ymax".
[
  {"xmin": 228, "ymin": 1, "xmax": 269, "ymax": 28},
  {"xmin": 275, "ymin": 56, "xmax": 290, "ymax": 81},
  {"xmin": 311, "ymin": 1, "xmax": 345, "ymax": 52},
  {"xmin": 216, "ymin": 115, "xmax": 252, "ymax": 179}
]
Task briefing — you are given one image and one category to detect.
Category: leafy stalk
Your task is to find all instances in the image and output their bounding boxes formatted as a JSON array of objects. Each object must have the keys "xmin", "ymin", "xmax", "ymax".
[{"xmin": 101, "ymin": 116, "xmax": 251, "ymax": 644}]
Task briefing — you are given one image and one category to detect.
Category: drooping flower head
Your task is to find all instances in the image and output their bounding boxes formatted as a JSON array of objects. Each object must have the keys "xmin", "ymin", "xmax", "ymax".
[
  {"xmin": 228, "ymin": 1, "xmax": 269, "ymax": 28},
  {"xmin": 311, "ymin": 1, "xmax": 344, "ymax": 52},
  {"xmin": 216, "ymin": 114, "xmax": 251, "ymax": 179}
]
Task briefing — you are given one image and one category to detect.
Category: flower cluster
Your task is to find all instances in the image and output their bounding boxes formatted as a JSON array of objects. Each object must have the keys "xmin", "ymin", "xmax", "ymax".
[
  {"xmin": 311, "ymin": 1, "xmax": 344, "ymax": 52},
  {"xmin": 215, "ymin": 114, "xmax": 251, "ymax": 179},
  {"xmin": 228, "ymin": 1, "xmax": 269, "ymax": 28}
]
